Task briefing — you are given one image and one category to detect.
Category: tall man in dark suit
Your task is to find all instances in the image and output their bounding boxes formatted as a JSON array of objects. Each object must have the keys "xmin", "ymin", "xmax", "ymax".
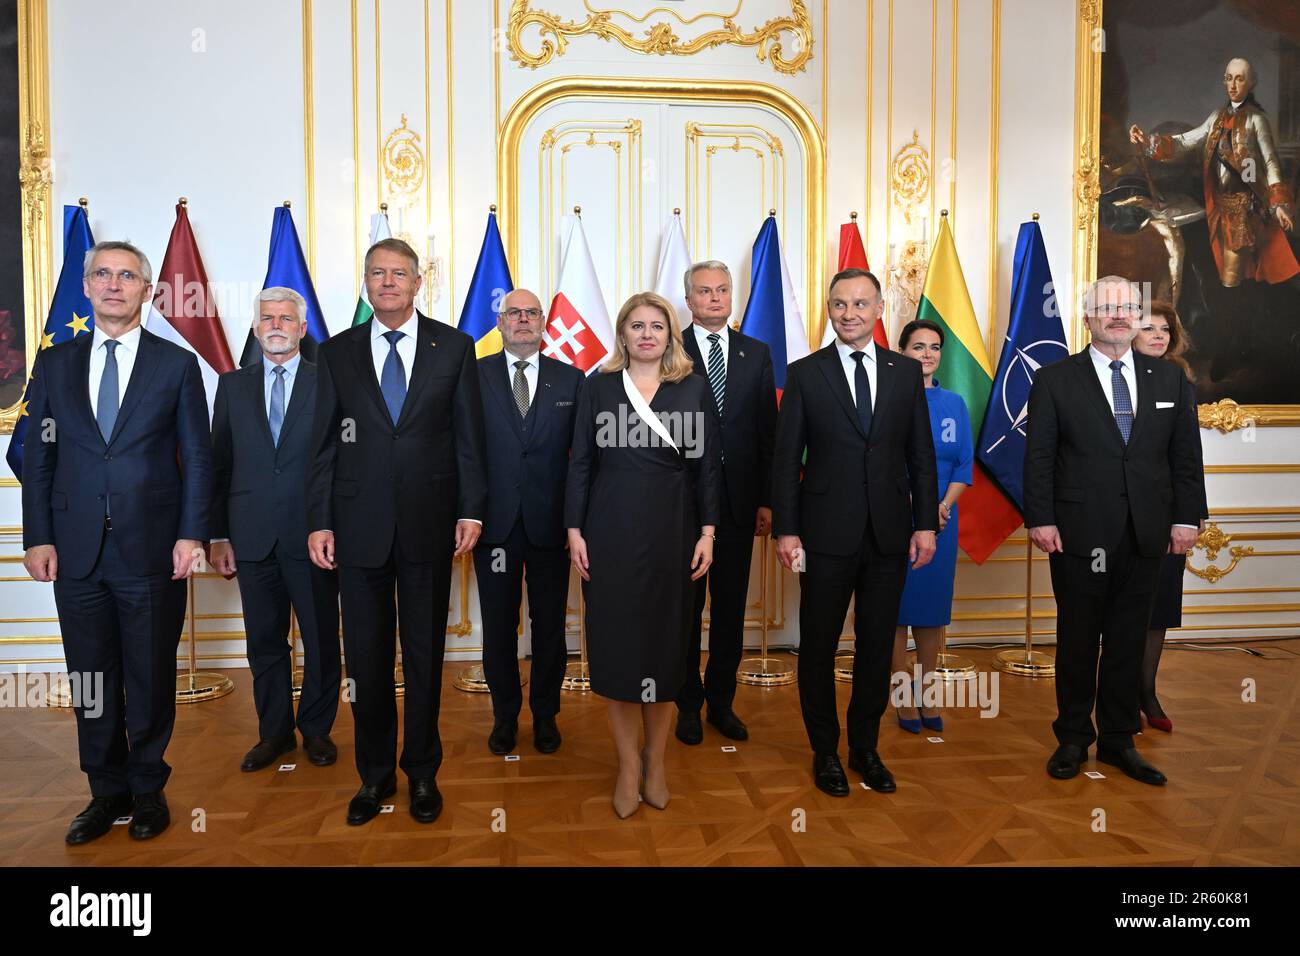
[
  {"xmin": 474, "ymin": 288, "xmax": 584, "ymax": 755},
  {"xmin": 210, "ymin": 287, "xmax": 340, "ymax": 773},
  {"xmin": 674, "ymin": 261, "xmax": 776, "ymax": 745},
  {"xmin": 772, "ymin": 268, "xmax": 938, "ymax": 797},
  {"xmin": 308, "ymin": 238, "xmax": 487, "ymax": 826},
  {"xmin": 22, "ymin": 240, "xmax": 211, "ymax": 843},
  {"xmin": 1026, "ymin": 276, "xmax": 1205, "ymax": 786}
]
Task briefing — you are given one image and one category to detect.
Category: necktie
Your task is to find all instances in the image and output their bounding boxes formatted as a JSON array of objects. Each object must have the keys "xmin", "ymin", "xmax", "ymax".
[
  {"xmin": 268, "ymin": 365, "xmax": 286, "ymax": 446},
  {"xmin": 513, "ymin": 360, "xmax": 530, "ymax": 418},
  {"xmin": 1110, "ymin": 359, "xmax": 1133, "ymax": 444},
  {"xmin": 706, "ymin": 332, "xmax": 726, "ymax": 417},
  {"xmin": 851, "ymin": 350, "xmax": 873, "ymax": 437},
  {"xmin": 380, "ymin": 330, "xmax": 407, "ymax": 424},
  {"xmin": 97, "ymin": 339, "xmax": 119, "ymax": 443}
]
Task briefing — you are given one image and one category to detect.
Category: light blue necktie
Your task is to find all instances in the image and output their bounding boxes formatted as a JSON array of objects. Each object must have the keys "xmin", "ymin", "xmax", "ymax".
[
  {"xmin": 380, "ymin": 330, "xmax": 407, "ymax": 424},
  {"xmin": 1110, "ymin": 359, "xmax": 1134, "ymax": 444},
  {"xmin": 268, "ymin": 365, "xmax": 286, "ymax": 446},
  {"xmin": 96, "ymin": 339, "xmax": 119, "ymax": 443}
]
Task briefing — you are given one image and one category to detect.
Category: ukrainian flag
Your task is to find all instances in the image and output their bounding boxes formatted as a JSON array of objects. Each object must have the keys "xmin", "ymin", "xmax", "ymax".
[{"xmin": 458, "ymin": 210, "xmax": 512, "ymax": 357}]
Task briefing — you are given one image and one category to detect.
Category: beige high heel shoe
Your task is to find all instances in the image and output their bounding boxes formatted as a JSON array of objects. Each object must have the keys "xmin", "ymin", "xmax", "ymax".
[
  {"xmin": 640, "ymin": 749, "xmax": 670, "ymax": 810},
  {"xmin": 613, "ymin": 755, "xmax": 642, "ymax": 819}
]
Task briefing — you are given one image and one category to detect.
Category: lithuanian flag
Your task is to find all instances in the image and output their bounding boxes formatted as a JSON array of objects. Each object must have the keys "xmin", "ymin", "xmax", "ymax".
[{"xmin": 914, "ymin": 214, "xmax": 1022, "ymax": 563}]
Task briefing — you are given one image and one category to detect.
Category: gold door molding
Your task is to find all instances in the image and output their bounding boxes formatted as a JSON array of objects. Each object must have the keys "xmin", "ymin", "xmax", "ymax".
[
  {"xmin": 685, "ymin": 122, "xmax": 786, "ymax": 259},
  {"xmin": 506, "ymin": 0, "xmax": 814, "ymax": 75},
  {"xmin": 4, "ymin": 0, "xmax": 52, "ymax": 435},
  {"xmin": 1070, "ymin": 0, "xmax": 1300, "ymax": 430},
  {"xmin": 499, "ymin": 75, "xmax": 825, "ymax": 343}
]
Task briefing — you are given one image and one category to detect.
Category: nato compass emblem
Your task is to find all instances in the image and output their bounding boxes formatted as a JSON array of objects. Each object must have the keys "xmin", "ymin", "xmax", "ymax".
[{"xmin": 984, "ymin": 338, "xmax": 1068, "ymax": 455}]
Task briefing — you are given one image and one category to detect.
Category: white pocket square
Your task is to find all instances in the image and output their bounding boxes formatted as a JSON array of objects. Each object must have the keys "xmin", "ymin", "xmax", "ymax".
[{"xmin": 1155, "ymin": 401, "xmax": 1175, "ymax": 409}]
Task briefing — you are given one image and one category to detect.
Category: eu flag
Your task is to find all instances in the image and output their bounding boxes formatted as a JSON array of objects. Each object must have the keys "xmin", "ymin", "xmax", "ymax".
[
  {"xmin": 6, "ymin": 205, "xmax": 95, "ymax": 480},
  {"xmin": 457, "ymin": 211, "xmax": 512, "ymax": 358},
  {"xmin": 976, "ymin": 218, "xmax": 1069, "ymax": 510},
  {"xmin": 239, "ymin": 204, "xmax": 327, "ymax": 366}
]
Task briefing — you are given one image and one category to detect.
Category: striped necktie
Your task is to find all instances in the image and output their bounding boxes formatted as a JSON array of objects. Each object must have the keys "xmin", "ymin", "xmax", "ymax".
[
  {"xmin": 512, "ymin": 360, "xmax": 530, "ymax": 418},
  {"xmin": 706, "ymin": 332, "xmax": 725, "ymax": 417}
]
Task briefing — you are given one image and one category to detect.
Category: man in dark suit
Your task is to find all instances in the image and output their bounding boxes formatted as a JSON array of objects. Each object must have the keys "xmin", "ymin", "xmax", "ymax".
[
  {"xmin": 474, "ymin": 288, "xmax": 584, "ymax": 755},
  {"xmin": 210, "ymin": 287, "xmax": 340, "ymax": 773},
  {"xmin": 22, "ymin": 240, "xmax": 211, "ymax": 843},
  {"xmin": 772, "ymin": 268, "xmax": 938, "ymax": 797},
  {"xmin": 1025, "ymin": 276, "xmax": 1205, "ymax": 786},
  {"xmin": 674, "ymin": 261, "xmax": 776, "ymax": 746},
  {"xmin": 308, "ymin": 238, "xmax": 487, "ymax": 826}
]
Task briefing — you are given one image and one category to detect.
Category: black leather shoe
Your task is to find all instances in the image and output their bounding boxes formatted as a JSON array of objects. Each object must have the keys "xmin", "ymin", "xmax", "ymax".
[
  {"xmin": 65, "ymin": 793, "xmax": 133, "ymax": 845},
  {"xmin": 812, "ymin": 753, "xmax": 850, "ymax": 796},
  {"xmin": 346, "ymin": 776, "xmax": 397, "ymax": 826},
  {"xmin": 303, "ymin": 735, "xmax": 337, "ymax": 767},
  {"xmin": 1097, "ymin": 746, "xmax": 1167, "ymax": 786},
  {"xmin": 848, "ymin": 748, "xmax": 897, "ymax": 792},
  {"xmin": 1047, "ymin": 744, "xmax": 1088, "ymax": 780},
  {"xmin": 409, "ymin": 776, "xmax": 443, "ymax": 823},
  {"xmin": 675, "ymin": 710, "xmax": 704, "ymax": 745},
  {"xmin": 128, "ymin": 792, "xmax": 171, "ymax": 840},
  {"xmin": 240, "ymin": 733, "xmax": 297, "ymax": 772},
  {"xmin": 533, "ymin": 716, "xmax": 562, "ymax": 754},
  {"xmin": 706, "ymin": 707, "xmax": 749, "ymax": 741},
  {"xmin": 488, "ymin": 718, "xmax": 518, "ymax": 755}
]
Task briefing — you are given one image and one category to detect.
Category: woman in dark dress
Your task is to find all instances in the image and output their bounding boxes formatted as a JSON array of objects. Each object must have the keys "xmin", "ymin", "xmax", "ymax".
[
  {"xmin": 565, "ymin": 292, "xmax": 721, "ymax": 818},
  {"xmin": 1132, "ymin": 301, "xmax": 1208, "ymax": 733}
]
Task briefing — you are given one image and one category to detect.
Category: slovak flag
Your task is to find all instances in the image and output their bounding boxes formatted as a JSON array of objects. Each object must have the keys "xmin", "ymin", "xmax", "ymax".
[{"xmin": 542, "ymin": 215, "xmax": 614, "ymax": 374}]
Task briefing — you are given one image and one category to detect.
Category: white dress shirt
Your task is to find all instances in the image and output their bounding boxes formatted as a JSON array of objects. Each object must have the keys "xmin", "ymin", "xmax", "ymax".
[
  {"xmin": 370, "ymin": 309, "xmax": 419, "ymax": 383},
  {"xmin": 1088, "ymin": 344, "xmax": 1137, "ymax": 416},
  {"xmin": 834, "ymin": 336, "xmax": 878, "ymax": 410},
  {"xmin": 503, "ymin": 349, "xmax": 539, "ymax": 405},
  {"xmin": 692, "ymin": 322, "xmax": 729, "ymax": 379},
  {"xmin": 88, "ymin": 324, "xmax": 142, "ymax": 417},
  {"xmin": 263, "ymin": 351, "xmax": 301, "ymax": 417}
]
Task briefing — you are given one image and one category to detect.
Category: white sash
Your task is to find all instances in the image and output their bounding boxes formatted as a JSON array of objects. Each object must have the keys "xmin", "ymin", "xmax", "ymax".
[{"xmin": 621, "ymin": 369, "xmax": 678, "ymax": 452}]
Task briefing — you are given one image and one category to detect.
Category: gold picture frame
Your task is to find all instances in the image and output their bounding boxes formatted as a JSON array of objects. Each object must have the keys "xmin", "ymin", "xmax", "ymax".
[
  {"xmin": 3, "ymin": 0, "xmax": 52, "ymax": 437},
  {"xmin": 1072, "ymin": 0, "xmax": 1300, "ymax": 432}
]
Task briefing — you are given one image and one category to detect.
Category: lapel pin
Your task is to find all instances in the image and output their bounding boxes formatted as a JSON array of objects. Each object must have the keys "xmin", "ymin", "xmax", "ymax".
[{"xmin": 738, "ymin": 350, "xmax": 745, "ymax": 358}]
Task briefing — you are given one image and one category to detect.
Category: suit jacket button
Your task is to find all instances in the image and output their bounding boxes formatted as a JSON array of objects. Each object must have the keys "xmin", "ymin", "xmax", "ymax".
[
  {"xmin": 103, "ymin": 454, "xmax": 111, "ymax": 461},
  {"xmin": 274, "ymin": 468, "xmax": 281, "ymax": 475}
]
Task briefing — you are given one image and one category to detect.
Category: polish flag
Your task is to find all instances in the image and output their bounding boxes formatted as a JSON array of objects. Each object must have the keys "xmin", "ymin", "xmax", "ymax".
[
  {"xmin": 542, "ymin": 215, "xmax": 613, "ymax": 374},
  {"xmin": 145, "ymin": 201, "xmax": 235, "ymax": 419}
]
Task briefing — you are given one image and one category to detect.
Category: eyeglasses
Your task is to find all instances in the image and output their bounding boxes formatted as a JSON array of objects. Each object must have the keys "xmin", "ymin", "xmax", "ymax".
[
  {"xmin": 1092, "ymin": 305, "xmax": 1143, "ymax": 318},
  {"xmin": 504, "ymin": 308, "xmax": 543, "ymax": 321},
  {"xmin": 88, "ymin": 268, "xmax": 145, "ymax": 286}
]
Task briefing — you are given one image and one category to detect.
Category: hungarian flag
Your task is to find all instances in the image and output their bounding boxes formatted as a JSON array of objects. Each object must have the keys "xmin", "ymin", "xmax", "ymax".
[
  {"xmin": 652, "ymin": 212, "xmax": 692, "ymax": 329},
  {"xmin": 350, "ymin": 210, "xmax": 392, "ymax": 326},
  {"xmin": 823, "ymin": 217, "xmax": 890, "ymax": 349},
  {"xmin": 915, "ymin": 214, "xmax": 1021, "ymax": 563},
  {"xmin": 147, "ymin": 201, "xmax": 236, "ymax": 419},
  {"xmin": 739, "ymin": 213, "xmax": 809, "ymax": 394},
  {"xmin": 457, "ymin": 210, "xmax": 512, "ymax": 358},
  {"xmin": 542, "ymin": 215, "xmax": 613, "ymax": 374}
]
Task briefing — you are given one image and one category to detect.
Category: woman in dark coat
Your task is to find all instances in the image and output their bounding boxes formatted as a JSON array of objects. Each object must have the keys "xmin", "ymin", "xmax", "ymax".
[
  {"xmin": 565, "ymin": 292, "xmax": 721, "ymax": 817},
  {"xmin": 1132, "ymin": 301, "xmax": 1208, "ymax": 732}
]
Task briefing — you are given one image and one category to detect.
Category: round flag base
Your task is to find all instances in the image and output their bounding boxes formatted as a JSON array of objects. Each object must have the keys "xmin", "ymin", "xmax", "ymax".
[
  {"xmin": 453, "ymin": 664, "xmax": 492, "ymax": 694},
  {"xmin": 736, "ymin": 656, "xmax": 796, "ymax": 687},
  {"xmin": 562, "ymin": 661, "xmax": 592, "ymax": 693},
  {"xmin": 833, "ymin": 652, "xmax": 855, "ymax": 683},
  {"xmin": 992, "ymin": 649, "xmax": 1056, "ymax": 678},
  {"xmin": 176, "ymin": 672, "xmax": 235, "ymax": 704},
  {"xmin": 934, "ymin": 653, "xmax": 978, "ymax": 681}
]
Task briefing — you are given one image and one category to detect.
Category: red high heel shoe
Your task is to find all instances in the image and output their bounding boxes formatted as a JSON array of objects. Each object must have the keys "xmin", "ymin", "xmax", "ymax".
[{"xmin": 1142, "ymin": 709, "xmax": 1173, "ymax": 733}]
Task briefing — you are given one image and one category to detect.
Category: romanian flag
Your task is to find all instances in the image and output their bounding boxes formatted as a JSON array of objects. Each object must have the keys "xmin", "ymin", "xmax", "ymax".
[
  {"xmin": 915, "ymin": 214, "xmax": 1022, "ymax": 563},
  {"xmin": 458, "ymin": 210, "xmax": 513, "ymax": 358}
]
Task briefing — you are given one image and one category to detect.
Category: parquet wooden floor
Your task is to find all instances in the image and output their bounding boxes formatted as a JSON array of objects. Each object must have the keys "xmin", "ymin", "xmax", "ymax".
[{"xmin": 2, "ymin": 642, "xmax": 1297, "ymax": 866}]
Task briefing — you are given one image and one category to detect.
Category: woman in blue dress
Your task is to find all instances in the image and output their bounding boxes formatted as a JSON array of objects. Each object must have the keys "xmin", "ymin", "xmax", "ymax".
[{"xmin": 892, "ymin": 319, "xmax": 973, "ymax": 733}]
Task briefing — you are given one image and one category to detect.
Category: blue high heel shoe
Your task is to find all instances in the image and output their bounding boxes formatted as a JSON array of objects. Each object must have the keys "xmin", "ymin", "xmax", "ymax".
[
  {"xmin": 913, "ymin": 678, "xmax": 943, "ymax": 732},
  {"xmin": 895, "ymin": 707, "xmax": 922, "ymax": 734}
]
